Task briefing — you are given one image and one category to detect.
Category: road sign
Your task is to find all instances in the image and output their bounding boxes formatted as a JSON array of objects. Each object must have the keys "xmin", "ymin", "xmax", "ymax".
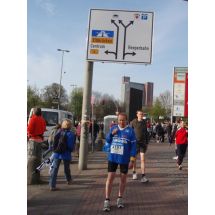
[
  {"xmin": 172, "ymin": 67, "xmax": 188, "ymax": 117},
  {"xmin": 86, "ymin": 9, "xmax": 154, "ymax": 64}
]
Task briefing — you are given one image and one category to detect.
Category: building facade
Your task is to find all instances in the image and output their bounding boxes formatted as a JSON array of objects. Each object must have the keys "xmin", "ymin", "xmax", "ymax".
[
  {"xmin": 145, "ymin": 82, "xmax": 154, "ymax": 107},
  {"xmin": 121, "ymin": 76, "xmax": 153, "ymax": 121}
]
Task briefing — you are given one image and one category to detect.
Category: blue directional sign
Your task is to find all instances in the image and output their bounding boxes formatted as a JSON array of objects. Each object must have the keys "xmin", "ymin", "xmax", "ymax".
[
  {"xmin": 91, "ymin": 30, "xmax": 114, "ymax": 44},
  {"xmin": 92, "ymin": 30, "xmax": 114, "ymax": 38}
]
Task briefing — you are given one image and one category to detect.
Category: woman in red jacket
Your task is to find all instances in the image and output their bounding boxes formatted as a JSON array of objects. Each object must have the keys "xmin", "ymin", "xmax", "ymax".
[
  {"xmin": 27, "ymin": 107, "xmax": 46, "ymax": 141},
  {"xmin": 175, "ymin": 120, "xmax": 188, "ymax": 170}
]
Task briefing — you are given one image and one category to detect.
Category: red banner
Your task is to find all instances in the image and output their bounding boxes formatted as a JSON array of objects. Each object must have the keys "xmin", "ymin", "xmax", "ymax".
[{"xmin": 184, "ymin": 72, "xmax": 188, "ymax": 117}]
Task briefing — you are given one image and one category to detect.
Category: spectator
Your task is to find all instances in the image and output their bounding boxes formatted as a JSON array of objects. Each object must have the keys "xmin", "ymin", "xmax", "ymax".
[
  {"xmin": 49, "ymin": 119, "xmax": 76, "ymax": 191},
  {"xmin": 175, "ymin": 121, "xmax": 188, "ymax": 170},
  {"xmin": 172, "ymin": 119, "xmax": 181, "ymax": 160},
  {"xmin": 152, "ymin": 123, "xmax": 157, "ymax": 138},
  {"xmin": 27, "ymin": 107, "xmax": 46, "ymax": 141},
  {"xmin": 110, "ymin": 120, "xmax": 117, "ymax": 128},
  {"xmin": 161, "ymin": 123, "xmax": 166, "ymax": 142},
  {"xmin": 89, "ymin": 120, "xmax": 100, "ymax": 143},
  {"xmin": 75, "ymin": 122, "xmax": 81, "ymax": 157},
  {"xmin": 99, "ymin": 122, "xmax": 104, "ymax": 131},
  {"xmin": 146, "ymin": 119, "xmax": 152, "ymax": 140},
  {"xmin": 166, "ymin": 122, "xmax": 173, "ymax": 145},
  {"xmin": 156, "ymin": 122, "xmax": 164, "ymax": 143},
  {"xmin": 42, "ymin": 123, "xmax": 61, "ymax": 159}
]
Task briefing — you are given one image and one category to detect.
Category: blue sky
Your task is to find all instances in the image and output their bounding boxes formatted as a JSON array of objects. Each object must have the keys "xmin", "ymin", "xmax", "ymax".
[{"xmin": 27, "ymin": 0, "xmax": 188, "ymax": 100}]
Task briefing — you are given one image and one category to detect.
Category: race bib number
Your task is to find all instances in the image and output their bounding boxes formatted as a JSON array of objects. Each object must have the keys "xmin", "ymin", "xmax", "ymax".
[{"xmin": 110, "ymin": 144, "xmax": 124, "ymax": 155}]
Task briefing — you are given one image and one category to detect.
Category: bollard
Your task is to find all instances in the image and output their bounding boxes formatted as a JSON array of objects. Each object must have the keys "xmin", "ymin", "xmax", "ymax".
[{"xmin": 27, "ymin": 139, "xmax": 42, "ymax": 185}]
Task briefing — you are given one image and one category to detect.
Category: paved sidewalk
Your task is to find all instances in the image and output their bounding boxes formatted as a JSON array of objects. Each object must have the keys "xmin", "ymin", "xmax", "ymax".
[{"xmin": 28, "ymin": 141, "xmax": 188, "ymax": 215}]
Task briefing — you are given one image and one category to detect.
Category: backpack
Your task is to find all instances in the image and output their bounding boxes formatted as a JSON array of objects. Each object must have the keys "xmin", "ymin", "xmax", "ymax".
[
  {"xmin": 48, "ymin": 127, "xmax": 59, "ymax": 148},
  {"xmin": 53, "ymin": 129, "xmax": 68, "ymax": 153}
]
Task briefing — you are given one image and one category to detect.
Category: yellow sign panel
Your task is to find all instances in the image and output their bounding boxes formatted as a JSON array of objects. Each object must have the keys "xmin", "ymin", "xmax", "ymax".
[
  {"xmin": 91, "ymin": 37, "xmax": 113, "ymax": 44},
  {"xmin": 90, "ymin": 49, "xmax": 99, "ymax": 54}
]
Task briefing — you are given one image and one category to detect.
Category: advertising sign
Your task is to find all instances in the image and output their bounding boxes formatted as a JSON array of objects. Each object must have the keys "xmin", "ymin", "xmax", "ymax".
[
  {"xmin": 173, "ymin": 67, "xmax": 188, "ymax": 117},
  {"xmin": 86, "ymin": 9, "xmax": 154, "ymax": 64}
]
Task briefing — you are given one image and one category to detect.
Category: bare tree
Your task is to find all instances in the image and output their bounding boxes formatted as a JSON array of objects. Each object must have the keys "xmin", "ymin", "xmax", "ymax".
[
  {"xmin": 27, "ymin": 85, "xmax": 42, "ymax": 114},
  {"xmin": 158, "ymin": 90, "xmax": 172, "ymax": 116},
  {"xmin": 41, "ymin": 83, "xmax": 68, "ymax": 109},
  {"xmin": 69, "ymin": 87, "xmax": 83, "ymax": 120},
  {"xmin": 90, "ymin": 92, "xmax": 124, "ymax": 121},
  {"xmin": 151, "ymin": 98, "xmax": 166, "ymax": 121}
]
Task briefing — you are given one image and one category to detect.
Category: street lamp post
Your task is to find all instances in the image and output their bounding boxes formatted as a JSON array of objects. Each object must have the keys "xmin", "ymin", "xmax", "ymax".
[
  {"xmin": 70, "ymin": 84, "xmax": 77, "ymax": 117},
  {"xmin": 113, "ymin": 100, "xmax": 119, "ymax": 115},
  {"xmin": 57, "ymin": 48, "xmax": 70, "ymax": 110}
]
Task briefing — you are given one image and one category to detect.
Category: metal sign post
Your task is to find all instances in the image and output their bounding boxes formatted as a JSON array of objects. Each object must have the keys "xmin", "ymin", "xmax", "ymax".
[
  {"xmin": 79, "ymin": 9, "xmax": 154, "ymax": 170},
  {"xmin": 78, "ymin": 61, "xmax": 94, "ymax": 170},
  {"xmin": 91, "ymin": 104, "xmax": 94, "ymax": 153}
]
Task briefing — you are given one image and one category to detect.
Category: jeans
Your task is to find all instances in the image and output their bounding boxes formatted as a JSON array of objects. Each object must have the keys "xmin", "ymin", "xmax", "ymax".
[{"xmin": 49, "ymin": 158, "xmax": 71, "ymax": 188}]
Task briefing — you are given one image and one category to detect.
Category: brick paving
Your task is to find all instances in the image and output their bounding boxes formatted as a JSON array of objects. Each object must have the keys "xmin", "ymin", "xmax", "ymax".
[{"xmin": 28, "ymin": 140, "xmax": 188, "ymax": 215}]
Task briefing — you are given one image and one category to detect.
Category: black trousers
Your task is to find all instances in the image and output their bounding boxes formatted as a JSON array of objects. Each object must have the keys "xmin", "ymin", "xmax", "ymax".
[{"xmin": 176, "ymin": 144, "xmax": 188, "ymax": 165}]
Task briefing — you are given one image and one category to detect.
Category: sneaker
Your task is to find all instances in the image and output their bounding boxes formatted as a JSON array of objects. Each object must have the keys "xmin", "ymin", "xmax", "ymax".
[
  {"xmin": 67, "ymin": 179, "xmax": 73, "ymax": 185},
  {"xmin": 103, "ymin": 200, "xmax": 110, "ymax": 212},
  {"xmin": 117, "ymin": 197, "xmax": 124, "ymax": 208},
  {"xmin": 140, "ymin": 176, "xmax": 149, "ymax": 183},
  {"xmin": 132, "ymin": 173, "xmax": 138, "ymax": 180},
  {"xmin": 172, "ymin": 156, "xmax": 178, "ymax": 160},
  {"xmin": 178, "ymin": 165, "xmax": 182, "ymax": 170},
  {"xmin": 50, "ymin": 187, "xmax": 58, "ymax": 191}
]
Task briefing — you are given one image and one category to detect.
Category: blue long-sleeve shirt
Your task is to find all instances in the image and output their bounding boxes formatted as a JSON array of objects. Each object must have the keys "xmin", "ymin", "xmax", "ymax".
[{"xmin": 106, "ymin": 125, "xmax": 137, "ymax": 164}]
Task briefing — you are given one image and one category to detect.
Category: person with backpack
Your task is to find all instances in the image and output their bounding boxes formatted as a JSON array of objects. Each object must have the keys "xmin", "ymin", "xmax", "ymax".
[
  {"xmin": 42, "ymin": 123, "xmax": 61, "ymax": 159},
  {"xmin": 49, "ymin": 119, "xmax": 76, "ymax": 191}
]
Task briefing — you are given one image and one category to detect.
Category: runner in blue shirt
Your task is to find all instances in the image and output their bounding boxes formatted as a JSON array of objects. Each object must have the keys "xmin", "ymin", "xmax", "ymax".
[{"xmin": 103, "ymin": 113, "xmax": 136, "ymax": 212}]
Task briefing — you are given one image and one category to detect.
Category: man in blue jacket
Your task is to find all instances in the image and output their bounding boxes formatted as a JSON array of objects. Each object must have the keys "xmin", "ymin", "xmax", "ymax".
[{"xmin": 103, "ymin": 113, "xmax": 136, "ymax": 212}]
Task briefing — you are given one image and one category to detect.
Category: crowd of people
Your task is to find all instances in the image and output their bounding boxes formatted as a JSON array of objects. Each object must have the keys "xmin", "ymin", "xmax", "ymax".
[{"xmin": 27, "ymin": 107, "xmax": 188, "ymax": 212}]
